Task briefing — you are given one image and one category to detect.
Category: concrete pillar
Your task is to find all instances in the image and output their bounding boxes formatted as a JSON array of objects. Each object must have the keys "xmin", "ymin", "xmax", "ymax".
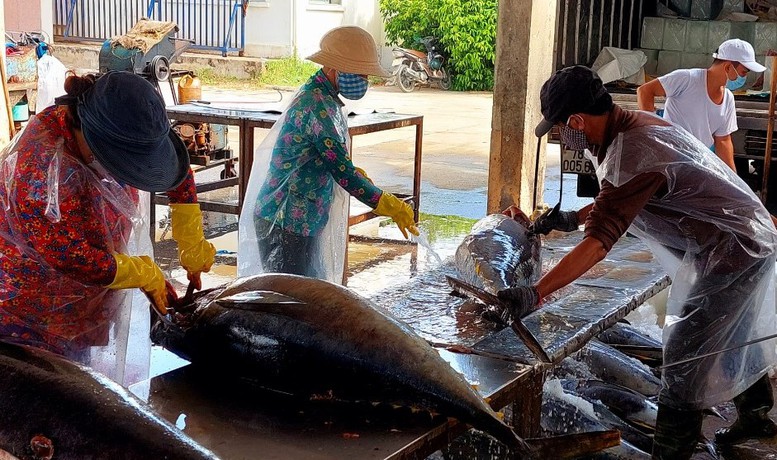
[
  {"xmin": 487, "ymin": 0, "xmax": 557, "ymax": 214},
  {"xmin": 40, "ymin": 0, "xmax": 54, "ymax": 43},
  {"xmin": 0, "ymin": 0, "xmax": 11, "ymax": 147}
]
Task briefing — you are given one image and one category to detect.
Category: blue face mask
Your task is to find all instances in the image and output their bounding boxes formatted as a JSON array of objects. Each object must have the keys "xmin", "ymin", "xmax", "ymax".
[
  {"xmin": 337, "ymin": 73, "xmax": 369, "ymax": 100},
  {"xmin": 726, "ymin": 65, "xmax": 747, "ymax": 91}
]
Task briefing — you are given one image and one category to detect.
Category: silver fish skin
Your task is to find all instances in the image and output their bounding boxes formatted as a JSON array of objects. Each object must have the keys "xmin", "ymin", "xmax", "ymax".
[
  {"xmin": 541, "ymin": 392, "xmax": 651, "ymax": 460},
  {"xmin": 560, "ymin": 379, "xmax": 658, "ymax": 431},
  {"xmin": 577, "ymin": 340, "xmax": 662, "ymax": 397},
  {"xmin": 152, "ymin": 274, "xmax": 531, "ymax": 454},
  {"xmin": 597, "ymin": 322, "xmax": 662, "ymax": 349},
  {"xmin": 454, "ymin": 214, "xmax": 542, "ymax": 295},
  {"xmin": 0, "ymin": 341, "xmax": 218, "ymax": 460},
  {"xmin": 553, "ymin": 381, "xmax": 653, "ymax": 452}
]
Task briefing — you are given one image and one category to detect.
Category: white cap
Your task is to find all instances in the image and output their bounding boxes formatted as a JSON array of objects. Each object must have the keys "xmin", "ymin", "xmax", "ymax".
[{"xmin": 712, "ymin": 39, "xmax": 766, "ymax": 73}]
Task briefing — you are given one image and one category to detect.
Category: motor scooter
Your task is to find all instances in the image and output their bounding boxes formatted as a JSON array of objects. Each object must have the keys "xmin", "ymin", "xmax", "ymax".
[{"xmin": 390, "ymin": 36, "xmax": 451, "ymax": 92}]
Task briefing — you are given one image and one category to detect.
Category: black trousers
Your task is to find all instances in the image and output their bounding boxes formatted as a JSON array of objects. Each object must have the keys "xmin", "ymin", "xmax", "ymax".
[{"xmin": 254, "ymin": 218, "xmax": 325, "ymax": 279}]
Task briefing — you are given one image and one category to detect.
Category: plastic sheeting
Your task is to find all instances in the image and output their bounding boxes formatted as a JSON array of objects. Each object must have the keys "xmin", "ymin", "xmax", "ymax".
[
  {"xmin": 591, "ymin": 47, "xmax": 648, "ymax": 85},
  {"xmin": 0, "ymin": 118, "xmax": 151, "ymax": 388},
  {"xmin": 238, "ymin": 89, "xmax": 349, "ymax": 283},
  {"xmin": 35, "ymin": 54, "xmax": 68, "ymax": 112},
  {"xmin": 597, "ymin": 124, "xmax": 777, "ymax": 409}
]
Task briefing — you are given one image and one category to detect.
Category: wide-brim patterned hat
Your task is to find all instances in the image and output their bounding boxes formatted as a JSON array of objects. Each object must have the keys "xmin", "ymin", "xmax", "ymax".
[{"xmin": 307, "ymin": 26, "xmax": 391, "ymax": 78}]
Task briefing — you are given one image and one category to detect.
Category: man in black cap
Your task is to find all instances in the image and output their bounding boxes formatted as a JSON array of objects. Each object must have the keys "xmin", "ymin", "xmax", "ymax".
[{"xmin": 499, "ymin": 66, "xmax": 777, "ymax": 457}]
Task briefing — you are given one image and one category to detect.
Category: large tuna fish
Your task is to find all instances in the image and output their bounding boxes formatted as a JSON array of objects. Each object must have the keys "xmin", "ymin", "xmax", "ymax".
[
  {"xmin": 541, "ymin": 384, "xmax": 651, "ymax": 460},
  {"xmin": 577, "ymin": 341, "xmax": 661, "ymax": 397},
  {"xmin": 560, "ymin": 379, "xmax": 658, "ymax": 431},
  {"xmin": 454, "ymin": 214, "xmax": 541, "ymax": 295},
  {"xmin": 151, "ymin": 273, "xmax": 618, "ymax": 459},
  {"xmin": 0, "ymin": 341, "xmax": 218, "ymax": 460},
  {"xmin": 597, "ymin": 323, "xmax": 662, "ymax": 350}
]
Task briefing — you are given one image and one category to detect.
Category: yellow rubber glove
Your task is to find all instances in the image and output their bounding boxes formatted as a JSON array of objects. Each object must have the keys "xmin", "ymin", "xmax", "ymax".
[
  {"xmin": 107, "ymin": 254, "xmax": 169, "ymax": 314},
  {"xmin": 171, "ymin": 203, "xmax": 216, "ymax": 289},
  {"xmin": 373, "ymin": 192, "xmax": 419, "ymax": 239}
]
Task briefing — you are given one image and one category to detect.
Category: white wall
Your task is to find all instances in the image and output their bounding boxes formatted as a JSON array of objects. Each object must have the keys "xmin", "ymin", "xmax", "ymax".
[
  {"xmin": 244, "ymin": 1, "xmax": 293, "ymax": 58},
  {"xmin": 243, "ymin": 0, "xmax": 389, "ymax": 63}
]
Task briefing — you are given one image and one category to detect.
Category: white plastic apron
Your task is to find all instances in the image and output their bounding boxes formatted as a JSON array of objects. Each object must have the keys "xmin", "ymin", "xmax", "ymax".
[{"xmin": 238, "ymin": 88, "xmax": 349, "ymax": 283}]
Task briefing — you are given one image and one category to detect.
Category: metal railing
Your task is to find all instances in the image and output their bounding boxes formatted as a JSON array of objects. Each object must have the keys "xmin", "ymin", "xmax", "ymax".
[
  {"xmin": 555, "ymin": 0, "xmax": 646, "ymax": 69},
  {"xmin": 53, "ymin": 0, "xmax": 245, "ymax": 56}
]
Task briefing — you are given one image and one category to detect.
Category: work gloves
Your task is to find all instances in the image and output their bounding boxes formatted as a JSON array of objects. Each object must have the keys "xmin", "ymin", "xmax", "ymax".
[
  {"xmin": 107, "ymin": 254, "xmax": 170, "ymax": 314},
  {"xmin": 497, "ymin": 285, "xmax": 541, "ymax": 319},
  {"xmin": 531, "ymin": 203, "xmax": 579, "ymax": 235},
  {"xmin": 373, "ymin": 192, "xmax": 419, "ymax": 239},
  {"xmin": 171, "ymin": 203, "xmax": 216, "ymax": 290}
]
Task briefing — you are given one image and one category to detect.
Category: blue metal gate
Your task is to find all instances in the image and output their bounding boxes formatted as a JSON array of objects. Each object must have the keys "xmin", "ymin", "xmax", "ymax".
[{"xmin": 53, "ymin": 0, "xmax": 246, "ymax": 56}]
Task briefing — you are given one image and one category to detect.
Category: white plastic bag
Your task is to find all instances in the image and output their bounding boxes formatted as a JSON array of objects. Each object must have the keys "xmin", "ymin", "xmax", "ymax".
[
  {"xmin": 36, "ymin": 54, "xmax": 68, "ymax": 112},
  {"xmin": 591, "ymin": 47, "xmax": 647, "ymax": 85}
]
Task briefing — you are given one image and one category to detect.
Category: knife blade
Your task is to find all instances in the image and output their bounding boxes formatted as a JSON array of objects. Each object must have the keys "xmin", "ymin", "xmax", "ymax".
[{"xmin": 445, "ymin": 276, "xmax": 551, "ymax": 363}]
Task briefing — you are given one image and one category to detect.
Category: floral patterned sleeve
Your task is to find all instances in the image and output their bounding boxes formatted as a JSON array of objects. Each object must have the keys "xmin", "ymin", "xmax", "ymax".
[
  {"xmin": 315, "ymin": 135, "xmax": 382, "ymax": 207},
  {"xmin": 165, "ymin": 168, "xmax": 198, "ymax": 203}
]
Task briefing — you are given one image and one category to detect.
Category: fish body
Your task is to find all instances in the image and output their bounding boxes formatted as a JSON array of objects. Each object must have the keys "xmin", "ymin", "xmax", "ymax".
[
  {"xmin": 454, "ymin": 214, "xmax": 541, "ymax": 295},
  {"xmin": 560, "ymin": 379, "xmax": 658, "ymax": 431},
  {"xmin": 541, "ymin": 390, "xmax": 651, "ymax": 460},
  {"xmin": 152, "ymin": 274, "xmax": 620, "ymax": 458},
  {"xmin": 597, "ymin": 322, "xmax": 662, "ymax": 349},
  {"xmin": 577, "ymin": 340, "xmax": 661, "ymax": 397},
  {"xmin": 544, "ymin": 380, "xmax": 653, "ymax": 452},
  {"xmin": 153, "ymin": 274, "xmax": 531, "ymax": 452},
  {"xmin": 0, "ymin": 341, "xmax": 218, "ymax": 460}
]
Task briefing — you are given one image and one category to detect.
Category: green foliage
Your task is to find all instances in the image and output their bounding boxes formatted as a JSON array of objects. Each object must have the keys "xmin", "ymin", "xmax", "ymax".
[
  {"xmin": 380, "ymin": 0, "xmax": 497, "ymax": 91},
  {"xmin": 195, "ymin": 67, "xmax": 259, "ymax": 89},
  {"xmin": 259, "ymin": 56, "xmax": 319, "ymax": 87},
  {"xmin": 195, "ymin": 56, "xmax": 319, "ymax": 90}
]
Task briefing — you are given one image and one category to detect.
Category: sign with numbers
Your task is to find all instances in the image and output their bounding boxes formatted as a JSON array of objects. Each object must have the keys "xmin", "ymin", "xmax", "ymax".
[{"xmin": 561, "ymin": 148, "xmax": 596, "ymax": 176}]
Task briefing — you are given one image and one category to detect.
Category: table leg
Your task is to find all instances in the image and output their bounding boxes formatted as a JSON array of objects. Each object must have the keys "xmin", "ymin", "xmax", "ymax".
[
  {"xmin": 412, "ymin": 120, "xmax": 423, "ymax": 223},
  {"xmin": 508, "ymin": 368, "xmax": 544, "ymax": 438},
  {"xmin": 238, "ymin": 121, "xmax": 255, "ymax": 211},
  {"xmin": 149, "ymin": 192, "xmax": 156, "ymax": 242}
]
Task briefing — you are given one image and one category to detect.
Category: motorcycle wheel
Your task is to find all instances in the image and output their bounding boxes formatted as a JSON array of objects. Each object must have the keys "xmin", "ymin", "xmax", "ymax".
[
  {"xmin": 438, "ymin": 68, "xmax": 452, "ymax": 90},
  {"xmin": 397, "ymin": 64, "xmax": 417, "ymax": 93}
]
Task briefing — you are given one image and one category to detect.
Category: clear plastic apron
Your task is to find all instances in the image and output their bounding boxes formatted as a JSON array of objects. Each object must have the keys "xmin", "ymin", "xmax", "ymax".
[
  {"xmin": 0, "ymin": 120, "xmax": 151, "ymax": 388},
  {"xmin": 596, "ymin": 124, "xmax": 777, "ymax": 409},
  {"xmin": 238, "ymin": 88, "xmax": 349, "ymax": 283}
]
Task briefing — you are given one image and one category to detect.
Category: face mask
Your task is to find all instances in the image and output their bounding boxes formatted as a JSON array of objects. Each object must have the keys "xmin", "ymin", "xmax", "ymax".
[
  {"xmin": 560, "ymin": 119, "xmax": 590, "ymax": 151},
  {"xmin": 337, "ymin": 73, "xmax": 369, "ymax": 100},
  {"xmin": 725, "ymin": 65, "xmax": 747, "ymax": 91}
]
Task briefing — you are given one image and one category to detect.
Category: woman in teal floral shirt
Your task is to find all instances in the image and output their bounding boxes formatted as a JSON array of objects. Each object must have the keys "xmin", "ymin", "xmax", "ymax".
[{"xmin": 239, "ymin": 26, "xmax": 418, "ymax": 282}]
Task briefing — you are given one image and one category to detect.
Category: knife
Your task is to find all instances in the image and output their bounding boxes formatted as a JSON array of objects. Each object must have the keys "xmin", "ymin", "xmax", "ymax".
[{"xmin": 445, "ymin": 276, "xmax": 552, "ymax": 363}]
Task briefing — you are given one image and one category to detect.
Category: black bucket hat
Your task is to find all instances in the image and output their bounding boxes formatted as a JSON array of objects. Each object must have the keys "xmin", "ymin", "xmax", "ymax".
[
  {"xmin": 78, "ymin": 71, "xmax": 189, "ymax": 192},
  {"xmin": 535, "ymin": 66, "xmax": 612, "ymax": 137}
]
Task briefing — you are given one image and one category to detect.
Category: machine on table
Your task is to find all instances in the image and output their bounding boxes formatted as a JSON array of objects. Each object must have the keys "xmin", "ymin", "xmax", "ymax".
[{"xmin": 98, "ymin": 19, "xmax": 233, "ymax": 172}]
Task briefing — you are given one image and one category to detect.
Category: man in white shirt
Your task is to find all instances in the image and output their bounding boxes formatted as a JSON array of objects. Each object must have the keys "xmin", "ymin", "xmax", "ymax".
[{"xmin": 637, "ymin": 39, "xmax": 765, "ymax": 171}]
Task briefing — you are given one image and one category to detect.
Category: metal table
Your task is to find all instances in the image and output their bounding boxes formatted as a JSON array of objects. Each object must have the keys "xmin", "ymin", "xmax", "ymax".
[
  {"xmin": 143, "ymin": 233, "xmax": 669, "ymax": 459},
  {"xmin": 163, "ymin": 104, "xmax": 424, "ymax": 223}
]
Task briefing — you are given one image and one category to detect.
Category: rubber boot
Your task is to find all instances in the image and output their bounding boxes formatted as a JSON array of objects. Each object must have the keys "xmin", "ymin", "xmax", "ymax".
[
  {"xmin": 652, "ymin": 403, "xmax": 703, "ymax": 460},
  {"xmin": 715, "ymin": 374, "xmax": 777, "ymax": 445}
]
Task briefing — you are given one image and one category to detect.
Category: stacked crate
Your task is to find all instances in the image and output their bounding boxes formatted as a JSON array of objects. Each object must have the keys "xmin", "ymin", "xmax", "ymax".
[{"xmin": 639, "ymin": 15, "xmax": 777, "ymax": 89}]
